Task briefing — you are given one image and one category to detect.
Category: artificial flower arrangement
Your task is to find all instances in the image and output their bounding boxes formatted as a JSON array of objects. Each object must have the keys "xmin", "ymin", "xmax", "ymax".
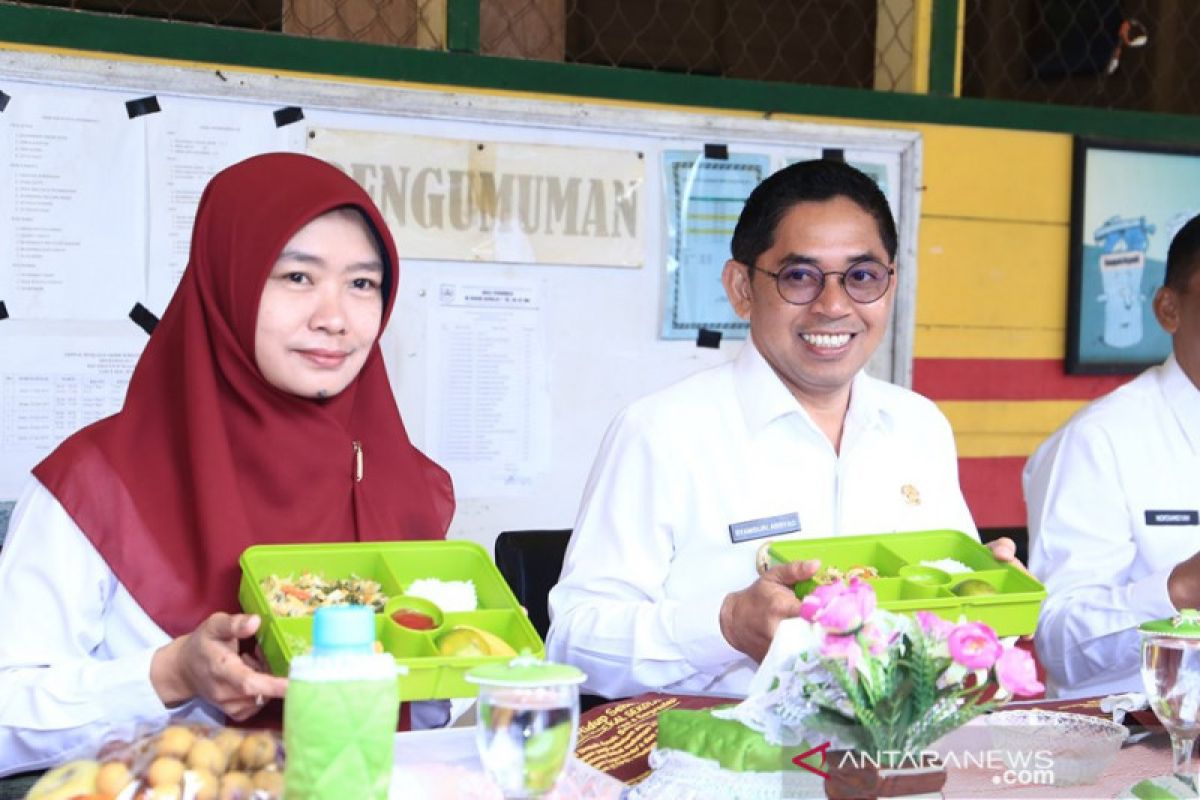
[{"xmin": 721, "ymin": 576, "xmax": 1045, "ymax": 769}]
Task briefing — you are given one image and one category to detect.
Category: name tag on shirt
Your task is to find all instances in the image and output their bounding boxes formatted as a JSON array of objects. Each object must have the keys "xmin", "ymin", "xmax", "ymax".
[
  {"xmin": 1145, "ymin": 510, "xmax": 1200, "ymax": 526},
  {"xmin": 729, "ymin": 512, "xmax": 801, "ymax": 543}
]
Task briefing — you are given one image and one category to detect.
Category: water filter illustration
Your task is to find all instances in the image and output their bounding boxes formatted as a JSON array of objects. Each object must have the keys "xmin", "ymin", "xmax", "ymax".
[{"xmin": 1093, "ymin": 215, "xmax": 1154, "ymax": 348}]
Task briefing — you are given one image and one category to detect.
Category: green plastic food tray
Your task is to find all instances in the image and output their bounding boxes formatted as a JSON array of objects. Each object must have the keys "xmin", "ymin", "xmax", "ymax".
[
  {"xmin": 768, "ymin": 529, "xmax": 1046, "ymax": 636},
  {"xmin": 238, "ymin": 541, "xmax": 544, "ymax": 701}
]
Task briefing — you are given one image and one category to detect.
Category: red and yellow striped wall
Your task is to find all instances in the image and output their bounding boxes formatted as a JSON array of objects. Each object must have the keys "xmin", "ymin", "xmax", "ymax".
[{"xmin": 912, "ymin": 125, "xmax": 1132, "ymax": 527}]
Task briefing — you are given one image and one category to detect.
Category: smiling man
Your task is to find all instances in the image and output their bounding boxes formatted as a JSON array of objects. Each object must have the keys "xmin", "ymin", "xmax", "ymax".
[{"xmin": 546, "ymin": 159, "xmax": 1002, "ymax": 699}]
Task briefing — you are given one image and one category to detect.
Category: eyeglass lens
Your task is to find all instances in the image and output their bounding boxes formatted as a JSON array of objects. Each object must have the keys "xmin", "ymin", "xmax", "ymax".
[{"xmin": 775, "ymin": 263, "xmax": 892, "ymax": 305}]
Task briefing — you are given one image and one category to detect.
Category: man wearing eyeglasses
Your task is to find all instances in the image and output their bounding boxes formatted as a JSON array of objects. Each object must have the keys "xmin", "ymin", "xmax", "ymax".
[{"xmin": 547, "ymin": 159, "xmax": 1016, "ymax": 699}]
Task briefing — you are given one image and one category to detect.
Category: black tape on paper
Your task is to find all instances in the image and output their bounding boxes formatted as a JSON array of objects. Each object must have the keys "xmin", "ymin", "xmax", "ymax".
[
  {"xmin": 822, "ymin": 148, "xmax": 845, "ymax": 162},
  {"xmin": 0, "ymin": 301, "xmax": 8, "ymax": 321},
  {"xmin": 126, "ymin": 96, "xmax": 161, "ymax": 119},
  {"xmin": 704, "ymin": 143, "xmax": 729, "ymax": 161},
  {"xmin": 129, "ymin": 303, "xmax": 159, "ymax": 335},
  {"xmin": 0, "ymin": 91, "xmax": 9, "ymax": 113},
  {"xmin": 274, "ymin": 106, "xmax": 305, "ymax": 128},
  {"xmin": 696, "ymin": 328, "xmax": 722, "ymax": 349}
]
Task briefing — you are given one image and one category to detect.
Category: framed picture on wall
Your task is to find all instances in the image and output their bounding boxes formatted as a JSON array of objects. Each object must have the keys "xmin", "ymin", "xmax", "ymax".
[{"xmin": 1067, "ymin": 137, "xmax": 1200, "ymax": 374}]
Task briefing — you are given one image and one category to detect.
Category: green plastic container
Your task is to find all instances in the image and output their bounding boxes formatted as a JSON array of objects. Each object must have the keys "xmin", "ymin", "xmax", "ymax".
[
  {"xmin": 768, "ymin": 529, "xmax": 1046, "ymax": 636},
  {"xmin": 238, "ymin": 541, "xmax": 545, "ymax": 700}
]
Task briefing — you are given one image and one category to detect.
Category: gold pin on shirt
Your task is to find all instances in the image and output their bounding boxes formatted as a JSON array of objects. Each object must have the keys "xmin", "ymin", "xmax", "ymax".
[
  {"xmin": 901, "ymin": 484, "xmax": 921, "ymax": 505},
  {"xmin": 755, "ymin": 542, "xmax": 774, "ymax": 576}
]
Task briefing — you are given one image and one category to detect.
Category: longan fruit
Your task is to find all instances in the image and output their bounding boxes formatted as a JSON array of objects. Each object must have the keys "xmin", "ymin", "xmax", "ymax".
[
  {"xmin": 190, "ymin": 767, "xmax": 219, "ymax": 800},
  {"xmin": 251, "ymin": 768, "xmax": 284, "ymax": 795},
  {"xmin": 217, "ymin": 771, "xmax": 254, "ymax": 800},
  {"xmin": 156, "ymin": 725, "xmax": 196, "ymax": 759},
  {"xmin": 145, "ymin": 755, "xmax": 185, "ymax": 788},
  {"xmin": 133, "ymin": 783, "xmax": 182, "ymax": 800},
  {"xmin": 212, "ymin": 728, "xmax": 244, "ymax": 760},
  {"xmin": 186, "ymin": 737, "xmax": 227, "ymax": 775},
  {"xmin": 94, "ymin": 761, "xmax": 134, "ymax": 797},
  {"xmin": 234, "ymin": 732, "xmax": 276, "ymax": 770}
]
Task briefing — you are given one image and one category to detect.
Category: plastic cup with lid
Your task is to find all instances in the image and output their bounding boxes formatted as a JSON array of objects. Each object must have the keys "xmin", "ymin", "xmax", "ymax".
[{"xmin": 465, "ymin": 655, "xmax": 587, "ymax": 799}]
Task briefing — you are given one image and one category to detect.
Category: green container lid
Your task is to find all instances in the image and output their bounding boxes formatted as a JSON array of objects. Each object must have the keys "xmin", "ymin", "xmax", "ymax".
[
  {"xmin": 238, "ymin": 541, "xmax": 546, "ymax": 700},
  {"xmin": 465, "ymin": 655, "xmax": 586, "ymax": 687},
  {"xmin": 768, "ymin": 529, "xmax": 1047, "ymax": 637},
  {"xmin": 1140, "ymin": 609, "xmax": 1200, "ymax": 638}
]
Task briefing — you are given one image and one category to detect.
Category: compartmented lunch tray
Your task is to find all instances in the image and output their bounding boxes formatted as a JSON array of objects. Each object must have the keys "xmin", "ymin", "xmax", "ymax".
[
  {"xmin": 768, "ymin": 529, "xmax": 1046, "ymax": 636},
  {"xmin": 239, "ymin": 541, "xmax": 544, "ymax": 701}
]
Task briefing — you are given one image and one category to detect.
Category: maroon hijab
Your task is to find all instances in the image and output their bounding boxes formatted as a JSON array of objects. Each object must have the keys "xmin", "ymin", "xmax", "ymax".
[{"xmin": 34, "ymin": 153, "xmax": 454, "ymax": 637}]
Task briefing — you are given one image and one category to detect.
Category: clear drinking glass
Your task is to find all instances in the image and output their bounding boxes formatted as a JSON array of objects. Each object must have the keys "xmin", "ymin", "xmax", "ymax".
[
  {"xmin": 1141, "ymin": 621, "xmax": 1200, "ymax": 792},
  {"xmin": 466, "ymin": 657, "xmax": 586, "ymax": 799}
]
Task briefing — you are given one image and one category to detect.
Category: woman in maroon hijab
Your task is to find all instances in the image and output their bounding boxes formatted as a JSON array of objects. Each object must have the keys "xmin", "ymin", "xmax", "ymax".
[{"xmin": 0, "ymin": 153, "xmax": 454, "ymax": 775}]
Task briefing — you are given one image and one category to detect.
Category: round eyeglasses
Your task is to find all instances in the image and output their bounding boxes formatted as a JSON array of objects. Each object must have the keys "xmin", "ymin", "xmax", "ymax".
[{"xmin": 749, "ymin": 261, "xmax": 895, "ymax": 306}]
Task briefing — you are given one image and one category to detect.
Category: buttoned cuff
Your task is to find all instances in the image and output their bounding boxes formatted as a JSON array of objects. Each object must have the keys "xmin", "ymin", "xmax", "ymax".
[
  {"xmin": 672, "ymin": 591, "xmax": 744, "ymax": 672},
  {"xmin": 1132, "ymin": 564, "xmax": 1182, "ymax": 620}
]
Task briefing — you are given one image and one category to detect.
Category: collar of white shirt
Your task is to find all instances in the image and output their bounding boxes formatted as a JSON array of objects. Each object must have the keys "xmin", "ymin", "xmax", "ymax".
[
  {"xmin": 1161, "ymin": 352, "xmax": 1200, "ymax": 455},
  {"xmin": 731, "ymin": 337, "xmax": 893, "ymax": 439}
]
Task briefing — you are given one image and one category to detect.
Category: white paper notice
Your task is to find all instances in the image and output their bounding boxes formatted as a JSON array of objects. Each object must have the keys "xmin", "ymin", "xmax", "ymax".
[
  {"xmin": 0, "ymin": 83, "xmax": 145, "ymax": 320},
  {"xmin": 146, "ymin": 98, "xmax": 295, "ymax": 314},
  {"xmin": 0, "ymin": 331, "xmax": 144, "ymax": 499},
  {"xmin": 425, "ymin": 282, "xmax": 550, "ymax": 497}
]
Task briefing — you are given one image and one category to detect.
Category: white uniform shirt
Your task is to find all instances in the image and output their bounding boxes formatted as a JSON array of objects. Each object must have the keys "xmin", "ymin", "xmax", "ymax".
[
  {"xmin": 0, "ymin": 479, "xmax": 455, "ymax": 777},
  {"xmin": 1026, "ymin": 354, "xmax": 1200, "ymax": 700},
  {"xmin": 0, "ymin": 480, "xmax": 219, "ymax": 776},
  {"xmin": 546, "ymin": 340, "xmax": 976, "ymax": 699}
]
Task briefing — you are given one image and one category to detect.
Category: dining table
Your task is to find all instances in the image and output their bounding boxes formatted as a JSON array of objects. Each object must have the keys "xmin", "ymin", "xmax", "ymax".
[
  {"xmin": 572, "ymin": 692, "xmax": 1185, "ymax": 798},
  {"xmin": 0, "ymin": 694, "xmax": 1184, "ymax": 799}
]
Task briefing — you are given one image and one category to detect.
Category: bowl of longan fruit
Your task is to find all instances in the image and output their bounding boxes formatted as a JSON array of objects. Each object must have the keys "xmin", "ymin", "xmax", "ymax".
[{"xmin": 25, "ymin": 723, "xmax": 283, "ymax": 800}]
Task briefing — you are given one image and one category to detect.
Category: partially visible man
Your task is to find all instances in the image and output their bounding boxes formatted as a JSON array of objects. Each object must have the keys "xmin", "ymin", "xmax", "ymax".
[
  {"xmin": 547, "ymin": 160, "xmax": 1013, "ymax": 700},
  {"xmin": 1027, "ymin": 213, "xmax": 1200, "ymax": 699}
]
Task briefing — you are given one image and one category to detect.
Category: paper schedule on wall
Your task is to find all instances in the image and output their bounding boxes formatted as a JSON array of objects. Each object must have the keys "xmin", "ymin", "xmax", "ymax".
[
  {"xmin": 0, "ymin": 83, "xmax": 145, "ymax": 320},
  {"xmin": 424, "ymin": 281, "xmax": 550, "ymax": 498},
  {"xmin": 0, "ymin": 333, "xmax": 143, "ymax": 498},
  {"xmin": 145, "ymin": 97, "xmax": 298, "ymax": 314},
  {"xmin": 660, "ymin": 151, "xmax": 770, "ymax": 339}
]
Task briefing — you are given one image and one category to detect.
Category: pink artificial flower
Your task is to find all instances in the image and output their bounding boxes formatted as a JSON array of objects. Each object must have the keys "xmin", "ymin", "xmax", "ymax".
[
  {"xmin": 820, "ymin": 632, "xmax": 864, "ymax": 673},
  {"xmin": 915, "ymin": 611, "xmax": 955, "ymax": 639},
  {"xmin": 947, "ymin": 622, "xmax": 1003, "ymax": 670},
  {"xmin": 798, "ymin": 577, "xmax": 876, "ymax": 634},
  {"xmin": 995, "ymin": 645, "xmax": 1045, "ymax": 697},
  {"xmin": 860, "ymin": 621, "xmax": 889, "ymax": 656}
]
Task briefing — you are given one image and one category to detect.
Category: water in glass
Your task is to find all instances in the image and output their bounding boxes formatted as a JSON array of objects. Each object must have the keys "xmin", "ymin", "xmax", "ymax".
[
  {"xmin": 476, "ymin": 686, "xmax": 578, "ymax": 799},
  {"xmin": 1142, "ymin": 636, "xmax": 1200, "ymax": 791}
]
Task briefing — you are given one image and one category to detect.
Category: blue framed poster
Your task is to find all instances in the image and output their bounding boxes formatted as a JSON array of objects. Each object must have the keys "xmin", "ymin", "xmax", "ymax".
[
  {"xmin": 1067, "ymin": 138, "xmax": 1199, "ymax": 374},
  {"xmin": 661, "ymin": 151, "xmax": 770, "ymax": 339}
]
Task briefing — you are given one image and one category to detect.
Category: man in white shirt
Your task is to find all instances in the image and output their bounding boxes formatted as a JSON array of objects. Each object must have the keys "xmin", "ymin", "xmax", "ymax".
[
  {"xmin": 1026, "ymin": 213, "xmax": 1200, "ymax": 699},
  {"xmin": 547, "ymin": 160, "xmax": 1013, "ymax": 699}
]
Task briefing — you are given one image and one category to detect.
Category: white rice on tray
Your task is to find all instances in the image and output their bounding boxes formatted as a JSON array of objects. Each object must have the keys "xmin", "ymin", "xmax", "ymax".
[
  {"xmin": 405, "ymin": 578, "xmax": 478, "ymax": 612},
  {"xmin": 918, "ymin": 557, "xmax": 972, "ymax": 574}
]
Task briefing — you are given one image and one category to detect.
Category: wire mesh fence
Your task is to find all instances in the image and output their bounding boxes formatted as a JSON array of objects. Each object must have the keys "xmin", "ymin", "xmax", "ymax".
[
  {"xmin": 8, "ymin": 0, "xmax": 923, "ymax": 92},
  {"xmin": 283, "ymin": 0, "xmax": 443, "ymax": 47},
  {"xmin": 502, "ymin": 0, "xmax": 921, "ymax": 91},
  {"xmin": 20, "ymin": 0, "xmax": 284, "ymax": 30},
  {"xmin": 962, "ymin": 0, "xmax": 1200, "ymax": 116},
  {"xmin": 21, "ymin": 0, "xmax": 1200, "ymax": 114}
]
